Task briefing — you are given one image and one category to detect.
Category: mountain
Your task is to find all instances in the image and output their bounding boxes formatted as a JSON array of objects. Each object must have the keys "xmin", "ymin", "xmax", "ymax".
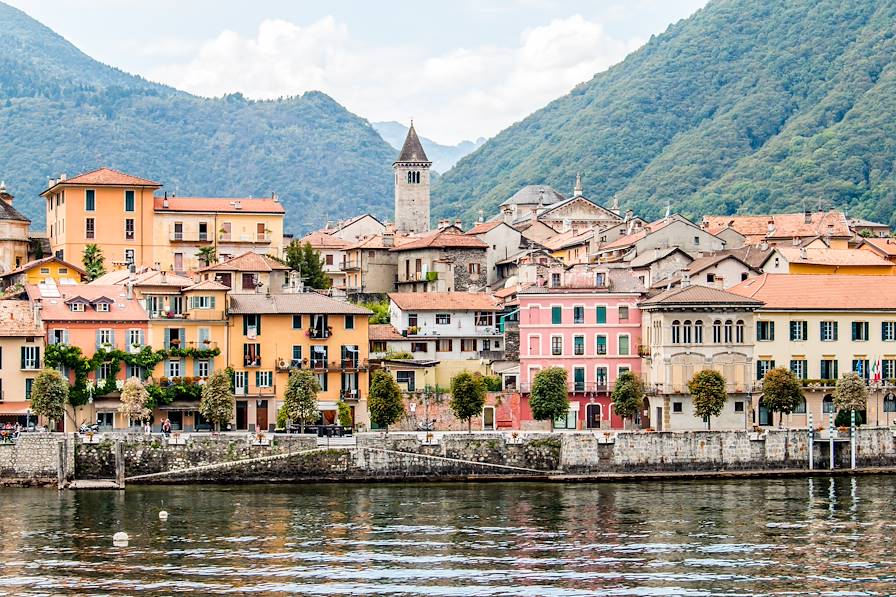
[
  {"xmin": 373, "ymin": 121, "xmax": 485, "ymax": 172},
  {"xmin": 434, "ymin": 0, "xmax": 896, "ymax": 227},
  {"xmin": 0, "ymin": 2, "xmax": 396, "ymax": 233}
]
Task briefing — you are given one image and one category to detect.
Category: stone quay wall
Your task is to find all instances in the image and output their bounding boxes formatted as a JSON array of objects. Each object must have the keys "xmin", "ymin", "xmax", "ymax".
[{"xmin": 3, "ymin": 428, "xmax": 896, "ymax": 486}]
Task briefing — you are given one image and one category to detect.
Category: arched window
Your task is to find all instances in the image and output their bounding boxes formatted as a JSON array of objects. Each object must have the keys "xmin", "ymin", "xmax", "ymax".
[
  {"xmin": 713, "ymin": 320, "xmax": 722, "ymax": 343},
  {"xmin": 683, "ymin": 320, "xmax": 692, "ymax": 344},
  {"xmin": 793, "ymin": 396, "xmax": 807, "ymax": 414},
  {"xmin": 671, "ymin": 320, "xmax": 681, "ymax": 344},
  {"xmin": 694, "ymin": 320, "xmax": 704, "ymax": 344},
  {"xmin": 822, "ymin": 394, "xmax": 835, "ymax": 413},
  {"xmin": 885, "ymin": 393, "xmax": 896, "ymax": 413},
  {"xmin": 724, "ymin": 320, "xmax": 733, "ymax": 344},
  {"xmin": 407, "ymin": 171, "xmax": 421, "ymax": 184},
  {"xmin": 736, "ymin": 320, "xmax": 745, "ymax": 343}
]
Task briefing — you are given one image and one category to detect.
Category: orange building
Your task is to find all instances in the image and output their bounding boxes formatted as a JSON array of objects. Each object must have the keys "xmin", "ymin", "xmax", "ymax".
[{"xmin": 43, "ymin": 168, "xmax": 162, "ymax": 271}]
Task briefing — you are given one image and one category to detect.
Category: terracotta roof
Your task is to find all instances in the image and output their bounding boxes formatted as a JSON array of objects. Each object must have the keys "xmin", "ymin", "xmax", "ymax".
[
  {"xmin": 601, "ymin": 218, "xmax": 673, "ymax": 250},
  {"xmin": 388, "ymin": 292, "xmax": 500, "ymax": 311},
  {"xmin": 369, "ymin": 324, "xmax": 405, "ymax": 341},
  {"xmin": 640, "ymin": 284, "xmax": 763, "ymax": 308},
  {"xmin": 182, "ymin": 280, "xmax": 229, "ymax": 292},
  {"xmin": 701, "ymin": 211, "xmax": 851, "ymax": 243},
  {"xmin": 199, "ymin": 252, "xmax": 290, "ymax": 273},
  {"xmin": 395, "ymin": 124, "xmax": 430, "ymax": 163},
  {"xmin": 299, "ymin": 231, "xmax": 350, "ymax": 249},
  {"xmin": 0, "ymin": 300, "xmax": 43, "ymax": 336},
  {"xmin": 43, "ymin": 168, "xmax": 160, "ymax": 194},
  {"xmin": 728, "ymin": 274, "xmax": 896, "ymax": 310},
  {"xmin": 390, "ymin": 228, "xmax": 487, "ymax": 251},
  {"xmin": 724, "ymin": 245, "xmax": 776, "ymax": 269},
  {"xmin": 0, "ymin": 256, "xmax": 85, "ymax": 278},
  {"xmin": 154, "ymin": 196, "xmax": 284, "ymax": 214},
  {"xmin": 29, "ymin": 284, "xmax": 148, "ymax": 322},
  {"xmin": 859, "ymin": 237, "xmax": 896, "ymax": 257},
  {"xmin": 345, "ymin": 234, "xmax": 412, "ymax": 251},
  {"xmin": 228, "ymin": 293, "xmax": 371, "ymax": 315},
  {"xmin": 772, "ymin": 247, "xmax": 892, "ymax": 267},
  {"xmin": 465, "ymin": 221, "xmax": 505, "ymax": 235},
  {"xmin": 89, "ymin": 269, "xmax": 194, "ymax": 287},
  {"xmin": 493, "ymin": 283, "xmax": 531, "ymax": 299}
]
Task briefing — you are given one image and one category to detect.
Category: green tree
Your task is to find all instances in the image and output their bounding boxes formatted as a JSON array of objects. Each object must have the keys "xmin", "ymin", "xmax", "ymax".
[
  {"xmin": 358, "ymin": 299, "xmax": 390, "ymax": 324},
  {"xmin": 834, "ymin": 372, "xmax": 868, "ymax": 413},
  {"xmin": 761, "ymin": 367, "xmax": 803, "ymax": 427},
  {"xmin": 284, "ymin": 240, "xmax": 330, "ymax": 289},
  {"xmin": 612, "ymin": 370, "xmax": 644, "ymax": 429},
  {"xmin": 118, "ymin": 377, "xmax": 151, "ymax": 426},
  {"xmin": 337, "ymin": 400, "xmax": 353, "ymax": 428},
  {"xmin": 199, "ymin": 370, "xmax": 234, "ymax": 431},
  {"xmin": 529, "ymin": 367, "xmax": 569, "ymax": 431},
  {"xmin": 449, "ymin": 372, "xmax": 487, "ymax": 433},
  {"xmin": 282, "ymin": 369, "xmax": 320, "ymax": 433},
  {"xmin": 82, "ymin": 244, "xmax": 106, "ymax": 281},
  {"xmin": 368, "ymin": 369, "xmax": 404, "ymax": 433},
  {"xmin": 29, "ymin": 369, "xmax": 68, "ymax": 426},
  {"xmin": 688, "ymin": 370, "xmax": 727, "ymax": 430},
  {"xmin": 196, "ymin": 246, "xmax": 217, "ymax": 267}
]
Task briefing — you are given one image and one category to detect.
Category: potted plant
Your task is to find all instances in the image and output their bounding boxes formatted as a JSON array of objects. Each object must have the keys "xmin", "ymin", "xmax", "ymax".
[
  {"xmin": 170, "ymin": 338, "xmax": 181, "ymax": 347},
  {"xmin": 202, "ymin": 338, "xmax": 211, "ymax": 345}
]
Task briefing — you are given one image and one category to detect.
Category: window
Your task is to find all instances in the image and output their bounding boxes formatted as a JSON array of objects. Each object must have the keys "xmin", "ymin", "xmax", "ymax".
[
  {"xmin": 24, "ymin": 378, "xmax": 33, "ymax": 400},
  {"xmin": 551, "ymin": 336, "xmax": 563, "ymax": 355},
  {"xmin": 736, "ymin": 320, "xmax": 745, "ymax": 343},
  {"xmin": 820, "ymin": 321, "xmax": 838, "ymax": 341},
  {"xmin": 757, "ymin": 359, "xmax": 775, "ymax": 380},
  {"xmin": 790, "ymin": 359, "xmax": 808, "ymax": 380},
  {"xmin": 551, "ymin": 306, "xmax": 562, "ymax": 325},
  {"xmin": 167, "ymin": 360, "xmax": 180, "ymax": 378},
  {"xmin": 242, "ymin": 273, "xmax": 257, "ymax": 290},
  {"xmin": 756, "ymin": 321, "xmax": 774, "ymax": 342},
  {"xmin": 596, "ymin": 335, "xmax": 607, "ymax": 355},
  {"xmin": 883, "ymin": 322, "xmax": 896, "ymax": 342},
  {"xmin": 98, "ymin": 329, "xmax": 113, "ymax": 346},
  {"xmin": 345, "ymin": 315, "xmax": 355, "ymax": 330},
  {"xmin": 793, "ymin": 397, "xmax": 807, "ymax": 414},
  {"xmin": 884, "ymin": 393, "xmax": 896, "ymax": 413},
  {"xmin": 468, "ymin": 263, "xmax": 481, "ymax": 274},
  {"xmin": 436, "ymin": 339, "xmax": 453, "ymax": 352},
  {"xmin": 595, "ymin": 367, "xmax": 608, "ymax": 388},
  {"xmin": 58, "ymin": 268, "xmax": 67, "ymax": 274},
  {"xmin": 310, "ymin": 345, "xmax": 328, "ymax": 368},
  {"xmin": 256, "ymin": 371, "xmax": 273, "ymax": 388},
  {"xmin": 618, "ymin": 335, "xmax": 630, "ymax": 356},
  {"xmin": 125, "ymin": 218, "xmax": 135, "ymax": 240},
  {"xmin": 39, "ymin": 267, "xmax": 50, "ymax": 274},
  {"xmin": 86, "ymin": 218, "xmax": 95, "ymax": 239},
  {"xmin": 124, "ymin": 249, "xmax": 135, "ymax": 265},
  {"xmin": 435, "ymin": 313, "xmax": 451, "ymax": 325},
  {"xmin": 411, "ymin": 342, "xmax": 428, "ymax": 353},
  {"xmin": 673, "ymin": 402, "xmax": 683, "ymax": 413},
  {"xmin": 822, "ymin": 394, "xmax": 835, "ymax": 413},
  {"xmin": 291, "ymin": 346, "xmax": 303, "ymax": 367},
  {"xmin": 461, "ymin": 339, "xmax": 477, "ymax": 352},
  {"xmin": 713, "ymin": 320, "xmax": 722, "ymax": 343},
  {"xmin": 396, "ymin": 370, "xmax": 415, "ymax": 391},
  {"xmin": 883, "ymin": 359, "xmax": 896, "ymax": 381},
  {"xmin": 573, "ymin": 306, "xmax": 584, "ymax": 324},
  {"xmin": 51, "ymin": 329, "xmax": 69, "ymax": 345},
  {"xmin": 551, "ymin": 273, "xmax": 561, "ymax": 287},
  {"xmin": 851, "ymin": 321, "xmax": 869, "ymax": 341},
  {"xmin": 820, "ymin": 359, "xmax": 838, "ymax": 381},
  {"xmin": 243, "ymin": 343, "xmax": 261, "ymax": 367},
  {"xmin": 21, "ymin": 346, "xmax": 40, "ymax": 370},
  {"xmin": 126, "ymin": 364, "xmax": 142, "ymax": 379},
  {"xmin": 553, "ymin": 408, "xmax": 577, "ymax": 430},
  {"xmin": 693, "ymin": 236, "xmax": 700, "ymax": 245},
  {"xmin": 734, "ymin": 401, "xmax": 745, "ymax": 412},
  {"xmin": 70, "ymin": 302, "xmax": 85, "ymax": 312},
  {"xmin": 853, "ymin": 359, "xmax": 870, "ymax": 380},
  {"xmin": 85, "ymin": 189, "xmax": 95, "ymax": 211},
  {"xmin": 292, "ymin": 315, "xmax": 302, "ymax": 329},
  {"xmin": 706, "ymin": 273, "xmax": 715, "ymax": 283},
  {"xmin": 694, "ymin": 320, "xmax": 704, "ymax": 344},
  {"xmin": 725, "ymin": 320, "xmax": 734, "ymax": 343},
  {"xmin": 95, "ymin": 302, "xmax": 110, "ymax": 312},
  {"xmin": 475, "ymin": 312, "xmax": 495, "ymax": 327},
  {"xmin": 790, "ymin": 321, "xmax": 808, "ymax": 341},
  {"xmin": 618, "ymin": 306, "xmax": 629, "ymax": 321},
  {"xmin": 408, "ymin": 314, "xmax": 418, "ymax": 328},
  {"xmin": 683, "ymin": 320, "xmax": 692, "ymax": 344},
  {"xmin": 595, "ymin": 272, "xmax": 606, "ymax": 286},
  {"xmin": 325, "ymin": 254, "xmax": 334, "ymax": 266},
  {"xmin": 671, "ymin": 320, "xmax": 681, "ymax": 344},
  {"xmin": 124, "ymin": 190, "xmax": 135, "ymax": 212},
  {"xmin": 574, "ymin": 335, "xmax": 584, "ymax": 355},
  {"xmin": 196, "ymin": 360, "xmax": 210, "ymax": 378},
  {"xmin": 596, "ymin": 306, "xmax": 606, "ymax": 324},
  {"xmin": 190, "ymin": 296, "xmax": 215, "ymax": 310},
  {"xmin": 243, "ymin": 314, "xmax": 261, "ymax": 337}
]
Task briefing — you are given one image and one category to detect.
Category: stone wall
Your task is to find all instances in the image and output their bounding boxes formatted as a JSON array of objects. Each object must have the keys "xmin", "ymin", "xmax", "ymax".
[
  {"xmin": 0, "ymin": 434, "xmax": 67, "ymax": 485},
  {"xmin": 503, "ymin": 322, "xmax": 520, "ymax": 361}
]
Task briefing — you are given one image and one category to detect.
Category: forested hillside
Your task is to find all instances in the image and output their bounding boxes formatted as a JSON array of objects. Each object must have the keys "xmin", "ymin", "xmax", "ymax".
[
  {"xmin": 0, "ymin": 2, "xmax": 395, "ymax": 232},
  {"xmin": 433, "ymin": 0, "xmax": 896, "ymax": 226}
]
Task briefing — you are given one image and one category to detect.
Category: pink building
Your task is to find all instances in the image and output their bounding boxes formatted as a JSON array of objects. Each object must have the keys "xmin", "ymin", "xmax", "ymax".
[{"xmin": 518, "ymin": 268, "xmax": 645, "ymax": 429}]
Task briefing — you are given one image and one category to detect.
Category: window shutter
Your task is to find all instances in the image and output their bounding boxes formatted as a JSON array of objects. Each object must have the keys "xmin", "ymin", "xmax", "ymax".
[
  {"xmin": 20, "ymin": 347, "xmax": 26, "ymax": 370},
  {"xmin": 833, "ymin": 321, "xmax": 838, "ymax": 340},
  {"xmin": 802, "ymin": 321, "xmax": 807, "ymax": 340},
  {"xmin": 257, "ymin": 316, "xmax": 261, "ymax": 336},
  {"xmin": 596, "ymin": 306, "xmax": 606, "ymax": 324},
  {"xmin": 138, "ymin": 330, "xmax": 144, "ymax": 346},
  {"xmin": 95, "ymin": 329, "xmax": 101, "ymax": 349},
  {"xmin": 883, "ymin": 322, "xmax": 888, "ymax": 340},
  {"xmin": 243, "ymin": 316, "xmax": 248, "ymax": 336},
  {"xmin": 551, "ymin": 306, "xmax": 562, "ymax": 324},
  {"xmin": 194, "ymin": 359, "xmax": 200, "ymax": 377},
  {"xmin": 35, "ymin": 347, "xmax": 40, "ymax": 368},
  {"xmin": 769, "ymin": 321, "xmax": 774, "ymax": 340},
  {"xmin": 820, "ymin": 321, "xmax": 824, "ymax": 339},
  {"xmin": 110, "ymin": 330, "xmax": 115, "ymax": 348},
  {"xmin": 210, "ymin": 296, "xmax": 216, "ymax": 309},
  {"xmin": 255, "ymin": 371, "xmax": 261, "ymax": 387}
]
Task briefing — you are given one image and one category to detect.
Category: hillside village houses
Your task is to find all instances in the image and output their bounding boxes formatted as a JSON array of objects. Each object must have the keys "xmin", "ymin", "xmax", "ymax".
[{"xmin": 2, "ymin": 122, "xmax": 896, "ymax": 435}]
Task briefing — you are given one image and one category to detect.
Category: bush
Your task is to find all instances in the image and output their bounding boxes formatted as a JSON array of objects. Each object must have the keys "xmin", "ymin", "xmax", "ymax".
[{"xmin": 835, "ymin": 409, "xmax": 864, "ymax": 427}]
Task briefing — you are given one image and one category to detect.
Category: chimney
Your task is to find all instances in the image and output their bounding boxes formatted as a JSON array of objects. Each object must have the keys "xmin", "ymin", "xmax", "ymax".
[
  {"xmin": 800, "ymin": 247, "xmax": 807, "ymax": 260},
  {"xmin": 126, "ymin": 281, "xmax": 134, "ymax": 300},
  {"xmin": 272, "ymin": 193, "xmax": 279, "ymax": 203},
  {"xmin": 682, "ymin": 273, "xmax": 691, "ymax": 286},
  {"xmin": 32, "ymin": 301, "xmax": 42, "ymax": 326},
  {"xmin": 382, "ymin": 232, "xmax": 395, "ymax": 247},
  {"xmin": 502, "ymin": 205, "xmax": 513, "ymax": 224},
  {"xmin": 438, "ymin": 219, "xmax": 450, "ymax": 230},
  {"xmin": 767, "ymin": 220, "xmax": 775, "ymax": 234},
  {"xmin": 160, "ymin": 270, "xmax": 167, "ymax": 284},
  {"xmin": 804, "ymin": 210, "xmax": 812, "ymax": 224},
  {"xmin": 454, "ymin": 219, "xmax": 463, "ymax": 230},
  {"xmin": 478, "ymin": 209, "xmax": 484, "ymax": 223},
  {"xmin": 163, "ymin": 191, "xmax": 169, "ymax": 209},
  {"xmin": 59, "ymin": 173, "xmax": 67, "ymax": 181}
]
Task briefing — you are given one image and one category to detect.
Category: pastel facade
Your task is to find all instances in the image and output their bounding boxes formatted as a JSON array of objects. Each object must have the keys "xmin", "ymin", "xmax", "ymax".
[
  {"xmin": 0, "ymin": 256, "xmax": 86, "ymax": 288},
  {"xmin": 0, "ymin": 301, "xmax": 45, "ymax": 427},
  {"xmin": 392, "ymin": 227, "xmax": 488, "ymax": 292},
  {"xmin": 0, "ymin": 184, "xmax": 31, "ymax": 274}
]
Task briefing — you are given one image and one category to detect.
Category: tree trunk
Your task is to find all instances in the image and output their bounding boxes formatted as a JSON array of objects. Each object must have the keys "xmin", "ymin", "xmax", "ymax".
[
  {"xmin": 779, "ymin": 411, "xmax": 784, "ymax": 428},
  {"xmin": 707, "ymin": 417, "xmax": 711, "ymax": 431},
  {"xmin": 468, "ymin": 418, "xmax": 472, "ymax": 434}
]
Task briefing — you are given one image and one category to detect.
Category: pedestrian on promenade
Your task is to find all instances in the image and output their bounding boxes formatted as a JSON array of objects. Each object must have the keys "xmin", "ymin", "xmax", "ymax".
[{"xmin": 161, "ymin": 419, "xmax": 172, "ymax": 436}]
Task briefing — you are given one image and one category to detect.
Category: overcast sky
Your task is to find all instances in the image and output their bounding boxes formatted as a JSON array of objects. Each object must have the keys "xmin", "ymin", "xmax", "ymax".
[{"xmin": 7, "ymin": 0, "xmax": 707, "ymax": 144}]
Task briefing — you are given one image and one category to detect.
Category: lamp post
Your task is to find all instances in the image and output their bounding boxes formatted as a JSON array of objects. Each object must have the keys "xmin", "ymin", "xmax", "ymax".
[{"xmin": 26, "ymin": 409, "xmax": 31, "ymax": 430}]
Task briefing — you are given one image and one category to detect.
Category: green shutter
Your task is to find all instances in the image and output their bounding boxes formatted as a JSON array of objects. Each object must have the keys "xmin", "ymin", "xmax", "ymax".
[
  {"xmin": 551, "ymin": 306, "xmax": 562, "ymax": 325},
  {"xmin": 769, "ymin": 321, "xmax": 775, "ymax": 341},
  {"xmin": 833, "ymin": 321, "xmax": 838, "ymax": 340},
  {"xmin": 243, "ymin": 316, "xmax": 248, "ymax": 336},
  {"xmin": 256, "ymin": 316, "xmax": 261, "ymax": 336},
  {"xmin": 596, "ymin": 306, "xmax": 606, "ymax": 324},
  {"xmin": 20, "ymin": 347, "xmax": 25, "ymax": 370},
  {"xmin": 210, "ymin": 296, "xmax": 216, "ymax": 309}
]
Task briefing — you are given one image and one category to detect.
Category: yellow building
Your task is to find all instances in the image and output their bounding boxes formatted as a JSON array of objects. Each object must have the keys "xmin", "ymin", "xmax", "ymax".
[
  {"xmin": 153, "ymin": 195, "xmax": 285, "ymax": 273},
  {"xmin": 761, "ymin": 247, "xmax": 895, "ymax": 275},
  {"xmin": 43, "ymin": 168, "xmax": 161, "ymax": 271},
  {"xmin": 0, "ymin": 256, "xmax": 86, "ymax": 288},
  {"xmin": 729, "ymin": 274, "xmax": 896, "ymax": 428},
  {"xmin": 228, "ymin": 292, "xmax": 371, "ymax": 431}
]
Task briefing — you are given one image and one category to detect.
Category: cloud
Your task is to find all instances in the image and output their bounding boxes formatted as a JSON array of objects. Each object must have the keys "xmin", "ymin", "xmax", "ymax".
[{"xmin": 149, "ymin": 14, "xmax": 640, "ymax": 144}]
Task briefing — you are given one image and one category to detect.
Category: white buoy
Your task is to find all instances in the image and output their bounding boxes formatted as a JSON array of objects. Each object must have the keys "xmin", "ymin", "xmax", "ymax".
[
  {"xmin": 159, "ymin": 510, "xmax": 168, "ymax": 521},
  {"xmin": 113, "ymin": 531, "xmax": 129, "ymax": 547}
]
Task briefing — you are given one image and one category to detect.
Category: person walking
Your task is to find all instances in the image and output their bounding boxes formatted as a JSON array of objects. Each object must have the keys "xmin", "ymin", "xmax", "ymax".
[{"xmin": 161, "ymin": 418, "xmax": 172, "ymax": 436}]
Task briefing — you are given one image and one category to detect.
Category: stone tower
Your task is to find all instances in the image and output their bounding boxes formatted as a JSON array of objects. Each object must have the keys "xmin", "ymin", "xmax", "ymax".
[{"xmin": 393, "ymin": 123, "xmax": 431, "ymax": 233}]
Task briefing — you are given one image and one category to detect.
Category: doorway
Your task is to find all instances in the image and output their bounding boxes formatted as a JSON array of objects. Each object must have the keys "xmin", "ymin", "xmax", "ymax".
[
  {"xmin": 655, "ymin": 406, "xmax": 663, "ymax": 431},
  {"xmin": 256, "ymin": 400, "xmax": 269, "ymax": 432},
  {"xmin": 236, "ymin": 401, "xmax": 247, "ymax": 430},
  {"xmin": 482, "ymin": 406, "xmax": 495, "ymax": 430},
  {"xmin": 586, "ymin": 403, "xmax": 601, "ymax": 429}
]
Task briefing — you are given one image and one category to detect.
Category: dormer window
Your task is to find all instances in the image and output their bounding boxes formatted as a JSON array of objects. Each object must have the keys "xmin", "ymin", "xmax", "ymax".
[
  {"xmin": 70, "ymin": 303, "xmax": 85, "ymax": 312},
  {"xmin": 96, "ymin": 303, "xmax": 110, "ymax": 312}
]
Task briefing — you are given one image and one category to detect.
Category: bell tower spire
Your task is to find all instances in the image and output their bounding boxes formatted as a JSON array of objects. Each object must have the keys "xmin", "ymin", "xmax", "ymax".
[{"xmin": 393, "ymin": 122, "xmax": 432, "ymax": 233}]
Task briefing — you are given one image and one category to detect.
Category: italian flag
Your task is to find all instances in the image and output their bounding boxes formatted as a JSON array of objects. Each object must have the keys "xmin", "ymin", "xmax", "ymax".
[{"xmin": 872, "ymin": 358, "xmax": 881, "ymax": 383}]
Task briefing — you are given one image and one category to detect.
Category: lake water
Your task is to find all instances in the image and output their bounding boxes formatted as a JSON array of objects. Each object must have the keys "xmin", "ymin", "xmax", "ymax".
[{"xmin": 0, "ymin": 477, "xmax": 894, "ymax": 595}]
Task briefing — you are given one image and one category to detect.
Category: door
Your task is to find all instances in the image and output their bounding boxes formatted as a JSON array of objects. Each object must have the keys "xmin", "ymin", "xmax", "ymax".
[
  {"xmin": 482, "ymin": 406, "xmax": 495, "ymax": 430},
  {"xmin": 257, "ymin": 222, "xmax": 266, "ymax": 241},
  {"xmin": 256, "ymin": 400, "xmax": 269, "ymax": 432},
  {"xmin": 236, "ymin": 401, "xmax": 248, "ymax": 430},
  {"xmin": 586, "ymin": 404, "xmax": 601, "ymax": 429},
  {"xmin": 199, "ymin": 222, "xmax": 208, "ymax": 241},
  {"xmin": 656, "ymin": 407, "xmax": 663, "ymax": 431},
  {"xmin": 173, "ymin": 253, "xmax": 183, "ymax": 272}
]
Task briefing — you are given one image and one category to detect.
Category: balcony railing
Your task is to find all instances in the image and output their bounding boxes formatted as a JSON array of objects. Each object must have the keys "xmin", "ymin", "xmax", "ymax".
[
  {"xmin": 342, "ymin": 260, "xmax": 362, "ymax": 271},
  {"xmin": 169, "ymin": 232, "xmax": 212, "ymax": 243},
  {"xmin": 308, "ymin": 328, "xmax": 332, "ymax": 339},
  {"xmin": 340, "ymin": 389, "xmax": 361, "ymax": 401},
  {"xmin": 150, "ymin": 311, "xmax": 187, "ymax": 320},
  {"xmin": 647, "ymin": 382, "xmax": 753, "ymax": 394},
  {"xmin": 234, "ymin": 385, "xmax": 277, "ymax": 397},
  {"xmin": 244, "ymin": 356, "xmax": 262, "ymax": 367}
]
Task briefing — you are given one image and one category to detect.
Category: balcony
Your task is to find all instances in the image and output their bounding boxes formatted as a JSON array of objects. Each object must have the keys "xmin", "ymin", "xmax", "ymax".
[
  {"xmin": 150, "ymin": 311, "xmax": 188, "ymax": 320},
  {"xmin": 342, "ymin": 260, "xmax": 362, "ymax": 271},
  {"xmin": 244, "ymin": 356, "xmax": 262, "ymax": 367},
  {"xmin": 478, "ymin": 350, "xmax": 504, "ymax": 361},
  {"xmin": 310, "ymin": 359, "xmax": 328, "ymax": 370},
  {"xmin": 308, "ymin": 327, "xmax": 332, "ymax": 340},
  {"xmin": 169, "ymin": 232, "xmax": 212, "ymax": 244},
  {"xmin": 234, "ymin": 385, "xmax": 277, "ymax": 397},
  {"xmin": 340, "ymin": 389, "xmax": 361, "ymax": 401}
]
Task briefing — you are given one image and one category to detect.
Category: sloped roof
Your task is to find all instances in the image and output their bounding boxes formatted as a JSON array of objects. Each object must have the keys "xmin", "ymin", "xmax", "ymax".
[
  {"xmin": 537, "ymin": 195, "xmax": 622, "ymax": 221},
  {"xmin": 0, "ymin": 198, "xmax": 29, "ymax": 222},
  {"xmin": 183, "ymin": 280, "xmax": 229, "ymax": 292},
  {"xmin": 859, "ymin": 237, "xmax": 896, "ymax": 257},
  {"xmin": 390, "ymin": 228, "xmax": 487, "ymax": 251},
  {"xmin": 640, "ymin": 284, "xmax": 763, "ymax": 308},
  {"xmin": 229, "ymin": 292, "xmax": 371, "ymax": 315},
  {"xmin": 300, "ymin": 231, "xmax": 351, "ymax": 249},
  {"xmin": 345, "ymin": 234, "xmax": 412, "ymax": 251},
  {"xmin": 465, "ymin": 221, "xmax": 506, "ymax": 235},
  {"xmin": 628, "ymin": 247, "xmax": 690, "ymax": 268},
  {"xmin": 702, "ymin": 211, "xmax": 851, "ymax": 242},
  {"xmin": 154, "ymin": 196, "xmax": 284, "ymax": 214},
  {"xmin": 0, "ymin": 256, "xmax": 85, "ymax": 278},
  {"xmin": 388, "ymin": 292, "xmax": 500, "ymax": 311},
  {"xmin": 369, "ymin": 324, "xmax": 405, "ymax": 341},
  {"xmin": 29, "ymin": 284, "xmax": 148, "ymax": 322},
  {"xmin": 728, "ymin": 274, "xmax": 896, "ymax": 310},
  {"xmin": 724, "ymin": 245, "xmax": 776, "ymax": 269},
  {"xmin": 500, "ymin": 185, "xmax": 566, "ymax": 207},
  {"xmin": 0, "ymin": 300, "xmax": 43, "ymax": 336},
  {"xmin": 772, "ymin": 247, "xmax": 892, "ymax": 267},
  {"xmin": 43, "ymin": 168, "xmax": 161, "ymax": 194},
  {"xmin": 395, "ymin": 124, "xmax": 430, "ymax": 163},
  {"xmin": 89, "ymin": 268, "xmax": 194, "ymax": 287},
  {"xmin": 199, "ymin": 252, "xmax": 290, "ymax": 273}
]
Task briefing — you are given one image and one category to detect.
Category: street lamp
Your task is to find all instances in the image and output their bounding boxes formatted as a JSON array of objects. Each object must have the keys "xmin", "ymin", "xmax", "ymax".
[{"xmin": 26, "ymin": 409, "xmax": 31, "ymax": 430}]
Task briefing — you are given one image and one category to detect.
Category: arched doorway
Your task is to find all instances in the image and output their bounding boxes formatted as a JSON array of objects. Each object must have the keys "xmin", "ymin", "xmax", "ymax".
[
  {"xmin": 586, "ymin": 403, "xmax": 602, "ymax": 429},
  {"xmin": 642, "ymin": 397, "xmax": 651, "ymax": 430}
]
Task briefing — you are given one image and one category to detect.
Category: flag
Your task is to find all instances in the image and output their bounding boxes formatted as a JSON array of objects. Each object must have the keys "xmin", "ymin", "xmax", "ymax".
[{"xmin": 872, "ymin": 358, "xmax": 882, "ymax": 383}]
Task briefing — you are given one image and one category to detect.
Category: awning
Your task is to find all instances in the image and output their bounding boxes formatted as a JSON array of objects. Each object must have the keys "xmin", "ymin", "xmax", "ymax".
[
  {"xmin": 317, "ymin": 401, "xmax": 338, "ymax": 410},
  {"xmin": 0, "ymin": 403, "xmax": 31, "ymax": 415},
  {"xmin": 157, "ymin": 401, "xmax": 199, "ymax": 411},
  {"xmin": 92, "ymin": 399, "xmax": 122, "ymax": 410}
]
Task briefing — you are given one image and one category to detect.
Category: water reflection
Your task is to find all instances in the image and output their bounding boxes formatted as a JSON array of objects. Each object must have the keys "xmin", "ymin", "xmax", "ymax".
[{"xmin": 0, "ymin": 477, "xmax": 894, "ymax": 594}]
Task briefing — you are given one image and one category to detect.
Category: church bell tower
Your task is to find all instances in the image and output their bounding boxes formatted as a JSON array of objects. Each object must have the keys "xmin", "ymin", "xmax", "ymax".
[{"xmin": 393, "ymin": 122, "xmax": 431, "ymax": 233}]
